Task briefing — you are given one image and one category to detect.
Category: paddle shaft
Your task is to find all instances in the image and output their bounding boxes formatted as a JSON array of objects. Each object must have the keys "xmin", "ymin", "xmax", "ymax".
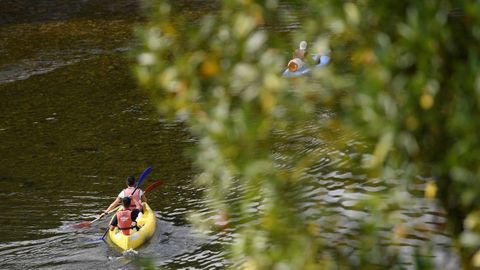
[
  {"xmin": 101, "ymin": 226, "xmax": 109, "ymax": 241},
  {"xmin": 135, "ymin": 167, "xmax": 152, "ymax": 191},
  {"xmin": 91, "ymin": 206, "xmax": 119, "ymax": 224}
]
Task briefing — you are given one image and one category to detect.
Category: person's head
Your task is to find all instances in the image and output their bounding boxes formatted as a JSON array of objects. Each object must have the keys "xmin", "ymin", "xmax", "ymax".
[
  {"xmin": 126, "ymin": 176, "xmax": 135, "ymax": 187},
  {"xmin": 122, "ymin": 197, "xmax": 131, "ymax": 208},
  {"xmin": 299, "ymin": 41, "xmax": 307, "ymax": 51}
]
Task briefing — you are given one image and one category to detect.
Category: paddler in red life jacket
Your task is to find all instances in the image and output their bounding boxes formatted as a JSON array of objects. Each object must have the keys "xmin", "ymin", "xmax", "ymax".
[
  {"xmin": 101, "ymin": 176, "xmax": 147, "ymax": 217},
  {"xmin": 109, "ymin": 196, "xmax": 143, "ymax": 235}
]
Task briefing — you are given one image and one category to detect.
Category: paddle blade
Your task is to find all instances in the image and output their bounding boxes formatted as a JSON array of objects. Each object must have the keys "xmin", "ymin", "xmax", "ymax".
[
  {"xmin": 137, "ymin": 167, "xmax": 152, "ymax": 188},
  {"xmin": 72, "ymin": 221, "xmax": 92, "ymax": 229},
  {"xmin": 71, "ymin": 208, "xmax": 117, "ymax": 230},
  {"xmin": 144, "ymin": 179, "xmax": 162, "ymax": 194}
]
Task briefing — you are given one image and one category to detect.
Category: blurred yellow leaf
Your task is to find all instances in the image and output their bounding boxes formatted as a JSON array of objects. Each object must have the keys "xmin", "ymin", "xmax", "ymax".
[
  {"xmin": 163, "ymin": 23, "xmax": 176, "ymax": 37},
  {"xmin": 344, "ymin": 3, "xmax": 360, "ymax": 25},
  {"xmin": 473, "ymin": 250, "xmax": 480, "ymax": 267},
  {"xmin": 201, "ymin": 58, "xmax": 220, "ymax": 77},
  {"xmin": 243, "ymin": 260, "xmax": 258, "ymax": 270},
  {"xmin": 351, "ymin": 49, "xmax": 376, "ymax": 66},
  {"xmin": 425, "ymin": 181, "xmax": 437, "ymax": 200},
  {"xmin": 420, "ymin": 93, "xmax": 434, "ymax": 110},
  {"xmin": 260, "ymin": 91, "xmax": 274, "ymax": 113},
  {"xmin": 464, "ymin": 211, "xmax": 480, "ymax": 231},
  {"xmin": 394, "ymin": 224, "xmax": 408, "ymax": 238}
]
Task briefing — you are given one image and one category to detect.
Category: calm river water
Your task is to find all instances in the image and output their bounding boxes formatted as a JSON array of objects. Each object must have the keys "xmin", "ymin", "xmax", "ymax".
[{"xmin": 0, "ymin": 1, "xmax": 455, "ymax": 269}]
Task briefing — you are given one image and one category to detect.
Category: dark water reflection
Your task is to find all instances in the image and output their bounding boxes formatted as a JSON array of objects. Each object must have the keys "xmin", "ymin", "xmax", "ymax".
[
  {"xmin": 0, "ymin": 0, "xmax": 455, "ymax": 269},
  {"xmin": 0, "ymin": 0, "xmax": 141, "ymax": 25}
]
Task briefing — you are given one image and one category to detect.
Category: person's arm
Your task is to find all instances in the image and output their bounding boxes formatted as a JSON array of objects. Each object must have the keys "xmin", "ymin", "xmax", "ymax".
[
  {"xmin": 103, "ymin": 197, "xmax": 121, "ymax": 216},
  {"xmin": 132, "ymin": 196, "xmax": 143, "ymax": 212}
]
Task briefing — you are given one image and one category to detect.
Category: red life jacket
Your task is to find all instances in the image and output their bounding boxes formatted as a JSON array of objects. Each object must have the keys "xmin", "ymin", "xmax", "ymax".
[
  {"xmin": 116, "ymin": 209, "xmax": 132, "ymax": 235},
  {"xmin": 123, "ymin": 187, "xmax": 141, "ymax": 210}
]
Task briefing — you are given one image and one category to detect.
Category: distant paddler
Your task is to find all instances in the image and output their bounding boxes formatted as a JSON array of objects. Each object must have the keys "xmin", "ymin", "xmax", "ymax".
[{"xmin": 287, "ymin": 41, "xmax": 308, "ymax": 72}]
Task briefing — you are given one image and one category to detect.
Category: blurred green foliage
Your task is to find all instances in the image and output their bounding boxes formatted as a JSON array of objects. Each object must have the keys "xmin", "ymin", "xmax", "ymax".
[
  {"xmin": 304, "ymin": 1, "xmax": 480, "ymax": 269},
  {"xmin": 137, "ymin": 0, "xmax": 480, "ymax": 269}
]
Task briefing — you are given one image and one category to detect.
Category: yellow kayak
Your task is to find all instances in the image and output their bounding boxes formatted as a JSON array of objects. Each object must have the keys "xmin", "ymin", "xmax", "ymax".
[{"xmin": 108, "ymin": 203, "xmax": 156, "ymax": 250}]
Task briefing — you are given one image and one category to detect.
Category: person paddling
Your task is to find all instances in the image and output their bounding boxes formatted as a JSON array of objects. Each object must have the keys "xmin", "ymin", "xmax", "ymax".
[
  {"xmin": 109, "ymin": 197, "xmax": 143, "ymax": 234},
  {"xmin": 288, "ymin": 41, "xmax": 308, "ymax": 72},
  {"xmin": 293, "ymin": 41, "xmax": 308, "ymax": 60},
  {"xmin": 101, "ymin": 176, "xmax": 147, "ymax": 217}
]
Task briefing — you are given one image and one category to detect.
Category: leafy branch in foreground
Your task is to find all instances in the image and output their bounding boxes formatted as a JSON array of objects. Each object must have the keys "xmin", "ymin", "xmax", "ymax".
[{"xmin": 137, "ymin": 0, "xmax": 480, "ymax": 269}]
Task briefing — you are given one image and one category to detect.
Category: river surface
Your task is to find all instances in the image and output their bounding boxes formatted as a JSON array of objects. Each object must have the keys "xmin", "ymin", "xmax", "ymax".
[{"xmin": 0, "ymin": 1, "xmax": 456, "ymax": 269}]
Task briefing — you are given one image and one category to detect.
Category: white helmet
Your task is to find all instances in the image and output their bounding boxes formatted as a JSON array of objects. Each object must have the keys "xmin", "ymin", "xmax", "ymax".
[{"xmin": 299, "ymin": 41, "xmax": 307, "ymax": 50}]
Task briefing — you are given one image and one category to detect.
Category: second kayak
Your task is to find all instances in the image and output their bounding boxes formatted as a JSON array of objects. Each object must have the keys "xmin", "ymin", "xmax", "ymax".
[{"xmin": 282, "ymin": 54, "xmax": 330, "ymax": 78}]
